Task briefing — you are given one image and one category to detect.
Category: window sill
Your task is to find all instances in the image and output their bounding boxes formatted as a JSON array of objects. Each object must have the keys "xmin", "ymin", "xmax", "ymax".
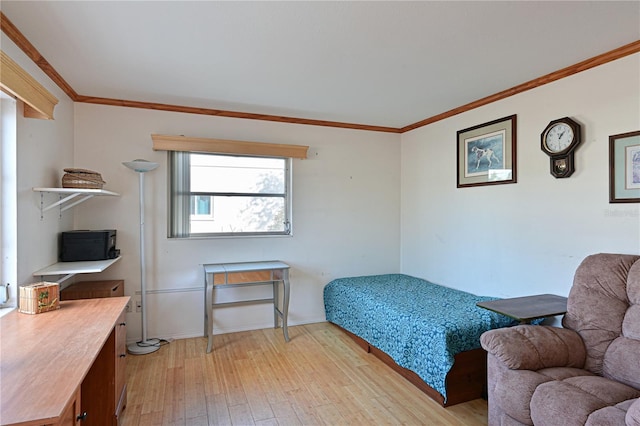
[
  {"xmin": 0, "ymin": 306, "xmax": 16, "ymax": 318},
  {"xmin": 168, "ymin": 233, "xmax": 294, "ymax": 240}
]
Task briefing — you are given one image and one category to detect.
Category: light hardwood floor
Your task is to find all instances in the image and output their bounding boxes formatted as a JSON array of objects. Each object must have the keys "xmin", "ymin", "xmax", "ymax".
[{"xmin": 120, "ymin": 322, "xmax": 488, "ymax": 425}]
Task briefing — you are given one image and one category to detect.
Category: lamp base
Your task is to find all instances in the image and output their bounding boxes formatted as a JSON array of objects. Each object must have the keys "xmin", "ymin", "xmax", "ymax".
[{"xmin": 127, "ymin": 338, "xmax": 161, "ymax": 355}]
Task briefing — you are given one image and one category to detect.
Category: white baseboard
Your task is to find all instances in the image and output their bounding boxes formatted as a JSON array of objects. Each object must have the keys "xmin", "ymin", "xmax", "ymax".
[{"xmin": 127, "ymin": 316, "xmax": 328, "ymax": 345}]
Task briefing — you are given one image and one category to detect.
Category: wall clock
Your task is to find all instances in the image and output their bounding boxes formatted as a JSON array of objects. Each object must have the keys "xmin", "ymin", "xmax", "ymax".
[{"xmin": 541, "ymin": 117, "xmax": 582, "ymax": 178}]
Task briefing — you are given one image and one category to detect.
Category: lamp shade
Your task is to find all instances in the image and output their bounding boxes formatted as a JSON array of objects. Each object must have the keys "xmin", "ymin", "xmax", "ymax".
[{"xmin": 122, "ymin": 159, "xmax": 159, "ymax": 173}]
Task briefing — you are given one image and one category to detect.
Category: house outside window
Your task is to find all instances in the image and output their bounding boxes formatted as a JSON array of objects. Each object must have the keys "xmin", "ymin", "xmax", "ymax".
[
  {"xmin": 191, "ymin": 195, "xmax": 213, "ymax": 217},
  {"xmin": 169, "ymin": 152, "xmax": 292, "ymax": 237}
]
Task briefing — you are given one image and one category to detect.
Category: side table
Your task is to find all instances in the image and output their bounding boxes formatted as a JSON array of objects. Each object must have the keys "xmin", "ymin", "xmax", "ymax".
[
  {"xmin": 476, "ymin": 294, "xmax": 568, "ymax": 324},
  {"xmin": 203, "ymin": 261, "xmax": 291, "ymax": 353}
]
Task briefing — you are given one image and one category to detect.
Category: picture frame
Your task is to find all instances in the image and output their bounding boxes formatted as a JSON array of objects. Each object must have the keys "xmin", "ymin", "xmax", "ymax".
[
  {"xmin": 457, "ymin": 115, "xmax": 517, "ymax": 188},
  {"xmin": 609, "ymin": 130, "xmax": 640, "ymax": 203}
]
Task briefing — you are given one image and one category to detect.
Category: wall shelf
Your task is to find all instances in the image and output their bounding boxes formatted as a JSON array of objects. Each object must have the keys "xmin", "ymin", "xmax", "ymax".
[
  {"xmin": 33, "ymin": 256, "xmax": 122, "ymax": 283},
  {"xmin": 33, "ymin": 187, "xmax": 120, "ymax": 217}
]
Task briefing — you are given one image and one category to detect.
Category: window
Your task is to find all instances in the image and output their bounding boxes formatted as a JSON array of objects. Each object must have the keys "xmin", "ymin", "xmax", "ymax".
[
  {"xmin": 1, "ymin": 93, "xmax": 17, "ymax": 309},
  {"xmin": 169, "ymin": 152, "xmax": 292, "ymax": 237}
]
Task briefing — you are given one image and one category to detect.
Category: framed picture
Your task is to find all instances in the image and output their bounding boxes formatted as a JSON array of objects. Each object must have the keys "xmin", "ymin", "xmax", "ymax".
[
  {"xmin": 457, "ymin": 115, "xmax": 517, "ymax": 188},
  {"xmin": 609, "ymin": 130, "xmax": 640, "ymax": 203}
]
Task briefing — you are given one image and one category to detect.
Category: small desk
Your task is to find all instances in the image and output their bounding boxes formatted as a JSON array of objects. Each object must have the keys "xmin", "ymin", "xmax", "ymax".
[
  {"xmin": 476, "ymin": 294, "xmax": 568, "ymax": 324},
  {"xmin": 204, "ymin": 261, "xmax": 291, "ymax": 353}
]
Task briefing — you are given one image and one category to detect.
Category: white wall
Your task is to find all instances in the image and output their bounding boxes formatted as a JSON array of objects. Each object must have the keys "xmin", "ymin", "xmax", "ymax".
[
  {"xmin": 400, "ymin": 53, "xmax": 640, "ymax": 301},
  {"xmin": 7, "ymin": 27, "xmax": 638, "ymax": 341},
  {"xmin": 73, "ymin": 105, "xmax": 401, "ymax": 342},
  {"xmin": 1, "ymin": 35, "xmax": 75, "ymax": 305}
]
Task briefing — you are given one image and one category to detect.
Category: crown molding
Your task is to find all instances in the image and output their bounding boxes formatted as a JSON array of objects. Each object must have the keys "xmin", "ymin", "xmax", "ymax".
[
  {"xmin": 75, "ymin": 95, "xmax": 401, "ymax": 133},
  {"xmin": 2, "ymin": 11, "xmax": 638, "ymax": 133},
  {"xmin": 401, "ymin": 40, "xmax": 640, "ymax": 133},
  {"xmin": 1, "ymin": 11, "xmax": 79, "ymax": 101}
]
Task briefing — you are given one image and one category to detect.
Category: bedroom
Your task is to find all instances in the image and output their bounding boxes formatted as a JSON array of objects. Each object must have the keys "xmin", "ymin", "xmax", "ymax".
[{"xmin": 1, "ymin": 1, "xmax": 639, "ymax": 425}]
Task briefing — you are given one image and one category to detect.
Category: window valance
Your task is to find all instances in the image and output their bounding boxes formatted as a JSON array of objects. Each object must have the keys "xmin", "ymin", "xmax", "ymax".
[
  {"xmin": 151, "ymin": 134, "xmax": 308, "ymax": 159},
  {"xmin": 0, "ymin": 50, "xmax": 58, "ymax": 120}
]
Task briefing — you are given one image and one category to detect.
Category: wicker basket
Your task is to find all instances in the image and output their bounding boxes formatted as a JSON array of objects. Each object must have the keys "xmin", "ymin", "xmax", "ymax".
[
  {"xmin": 62, "ymin": 168, "xmax": 105, "ymax": 189},
  {"xmin": 19, "ymin": 282, "xmax": 60, "ymax": 314}
]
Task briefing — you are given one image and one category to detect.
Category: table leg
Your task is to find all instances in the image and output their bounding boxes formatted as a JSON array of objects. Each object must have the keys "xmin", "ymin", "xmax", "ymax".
[
  {"xmin": 273, "ymin": 280, "xmax": 279, "ymax": 329},
  {"xmin": 282, "ymin": 269, "xmax": 290, "ymax": 342},
  {"xmin": 205, "ymin": 275, "xmax": 214, "ymax": 353}
]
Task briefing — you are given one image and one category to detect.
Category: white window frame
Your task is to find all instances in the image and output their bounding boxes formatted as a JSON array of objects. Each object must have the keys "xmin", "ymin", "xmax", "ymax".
[
  {"xmin": 1, "ymin": 93, "xmax": 17, "ymax": 309},
  {"xmin": 168, "ymin": 151, "xmax": 292, "ymax": 238}
]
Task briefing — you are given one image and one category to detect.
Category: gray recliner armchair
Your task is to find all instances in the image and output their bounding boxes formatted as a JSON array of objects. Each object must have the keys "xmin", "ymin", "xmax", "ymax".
[{"xmin": 481, "ymin": 253, "xmax": 640, "ymax": 425}]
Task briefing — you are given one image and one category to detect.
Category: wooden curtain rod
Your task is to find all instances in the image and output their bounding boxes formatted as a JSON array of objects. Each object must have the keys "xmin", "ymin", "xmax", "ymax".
[
  {"xmin": 0, "ymin": 50, "xmax": 59, "ymax": 119},
  {"xmin": 151, "ymin": 134, "xmax": 309, "ymax": 159}
]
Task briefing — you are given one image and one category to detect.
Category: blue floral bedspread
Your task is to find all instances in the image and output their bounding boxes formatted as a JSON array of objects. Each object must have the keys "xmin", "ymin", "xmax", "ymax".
[{"xmin": 323, "ymin": 273, "xmax": 516, "ymax": 402}]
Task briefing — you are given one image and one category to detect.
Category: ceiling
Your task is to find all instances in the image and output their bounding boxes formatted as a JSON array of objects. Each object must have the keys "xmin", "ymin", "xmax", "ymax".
[{"xmin": 1, "ymin": 1, "xmax": 639, "ymax": 130}]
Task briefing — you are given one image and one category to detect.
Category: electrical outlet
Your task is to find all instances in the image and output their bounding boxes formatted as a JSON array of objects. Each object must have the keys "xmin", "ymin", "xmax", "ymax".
[
  {"xmin": 135, "ymin": 300, "xmax": 142, "ymax": 313},
  {"xmin": 125, "ymin": 300, "xmax": 132, "ymax": 313}
]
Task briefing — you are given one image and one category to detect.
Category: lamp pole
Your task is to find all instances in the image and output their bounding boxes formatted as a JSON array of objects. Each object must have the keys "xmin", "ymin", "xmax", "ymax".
[{"xmin": 123, "ymin": 159, "xmax": 160, "ymax": 355}]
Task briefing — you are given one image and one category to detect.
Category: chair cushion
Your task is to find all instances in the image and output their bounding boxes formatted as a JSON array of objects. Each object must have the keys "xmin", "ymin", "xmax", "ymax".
[
  {"xmin": 531, "ymin": 376, "xmax": 640, "ymax": 425},
  {"xmin": 481, "ymin": 325, "xmax": 585, "ymax": 370},
  {"xmin": 624, "ymin": 304, "xmax": 640, "ymax": 339},
  {"xmin": 629, "ymin": 260, "xmax": 640, "ymax": 305},
  {"xmin": 562, "ymin": 253, "xmax": 640, "ymax": 375},
  {"xmin": 493, "ymin": 366, "xmax": 593, "ymax": 425},
  {"xmin": 585, "ymin": 399, "xmax": 636, "ymax": 426},
  {"xmin": 627, "ymin": 398, "xmax": 640, "ymax": 426},
  {"xmin": 604, "ymin": 336, "xmax": 640, "ymax": 389}
]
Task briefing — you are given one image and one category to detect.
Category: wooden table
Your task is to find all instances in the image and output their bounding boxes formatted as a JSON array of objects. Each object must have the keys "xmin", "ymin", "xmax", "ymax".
[
  {"xmin": 0, "ymin": 297, "xmax": 129, "ymax": 425},
  {"xmin": 203, "ymin": 261, "xmax": 290, "ymax": 353},
  {"xmin": 476, "ymin": 294, "xmax": 568, "ymax": 323}
]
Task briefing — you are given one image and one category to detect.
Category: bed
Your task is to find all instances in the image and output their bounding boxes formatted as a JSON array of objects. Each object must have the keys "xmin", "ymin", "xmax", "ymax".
[{"xmin": 323, "ymin": 273, "xmax": 516, "ymax": 406}]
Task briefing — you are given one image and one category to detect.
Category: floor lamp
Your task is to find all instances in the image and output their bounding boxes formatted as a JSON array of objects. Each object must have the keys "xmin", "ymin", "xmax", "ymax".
[{"xmin": 123, "ymin": 159, "xmax": 160, "ymax": 355}]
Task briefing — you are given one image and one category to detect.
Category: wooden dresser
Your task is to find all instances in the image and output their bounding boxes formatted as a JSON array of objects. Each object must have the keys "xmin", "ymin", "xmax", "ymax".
[{"xmin": 0, "ymin": 297, "xmax": 129, "ymax": 425}]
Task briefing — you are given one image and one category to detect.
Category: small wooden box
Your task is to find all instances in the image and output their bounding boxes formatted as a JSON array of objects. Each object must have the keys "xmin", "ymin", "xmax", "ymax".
[
  {"xmin": 19, "ymin": 282, "xmax": 60, "ymax": 314},
  {"xmin": 61, "ymin": 280, "xmax": 124, "ymax": 300}
]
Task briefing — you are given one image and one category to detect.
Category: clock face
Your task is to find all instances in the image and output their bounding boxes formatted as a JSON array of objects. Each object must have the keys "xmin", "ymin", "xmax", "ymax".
[{"xmin": 544, "ymin": 122, "xmax": 574, "ymax": 153}]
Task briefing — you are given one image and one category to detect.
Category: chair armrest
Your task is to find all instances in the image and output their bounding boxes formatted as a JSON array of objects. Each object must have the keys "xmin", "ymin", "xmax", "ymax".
[
  {"xmin": 480, "ymin": 325, "xmax": 586, "ymax": 370},
  {"xmin": 627, "ymin": 398, "xmax": 640, "ymax": 426}
]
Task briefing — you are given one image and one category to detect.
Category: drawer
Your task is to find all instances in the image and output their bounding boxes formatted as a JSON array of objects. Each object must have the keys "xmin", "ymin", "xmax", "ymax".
[
  {"xmin": 61, "ymin": 280, "xmax": 124, "ymax": 300},
  {"xmin": 115, "ymin": 309, "xmax": 127, "ymax": 422}
]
